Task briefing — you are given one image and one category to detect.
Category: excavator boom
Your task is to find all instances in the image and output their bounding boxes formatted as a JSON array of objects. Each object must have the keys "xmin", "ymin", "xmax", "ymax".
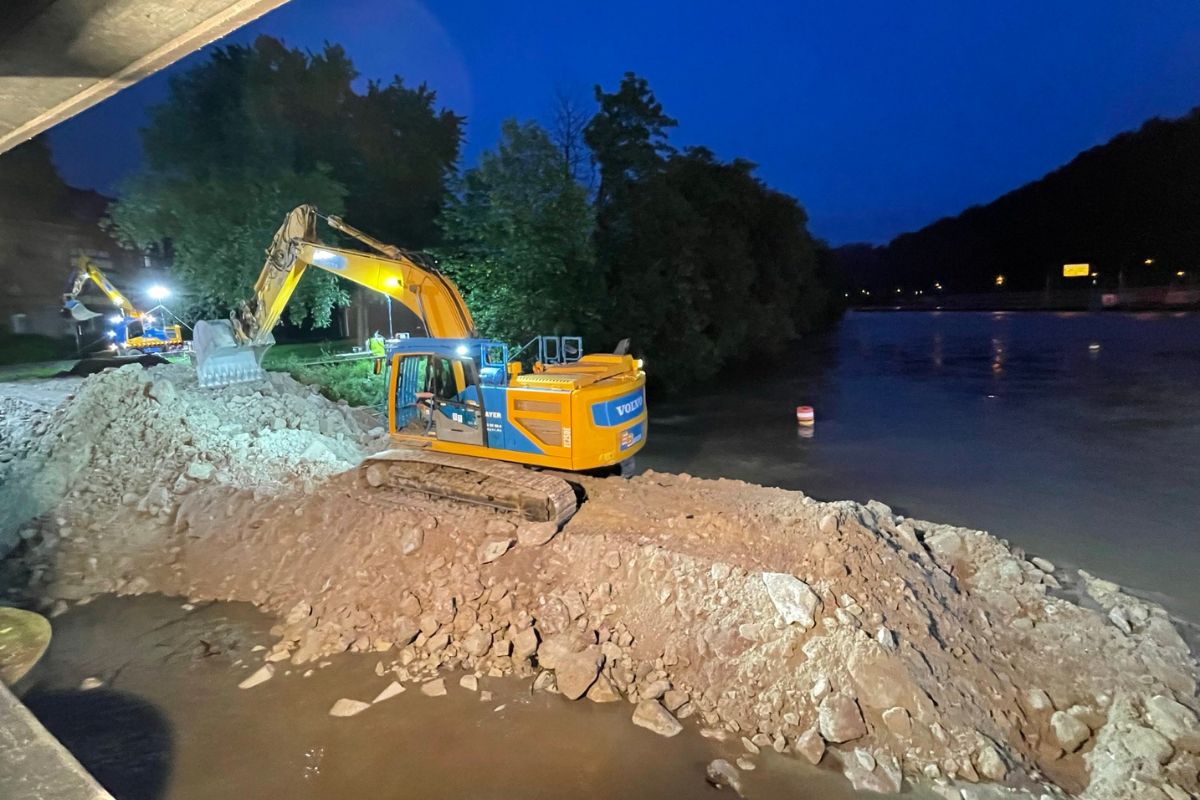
[{"xmin": 194, "ymin": 205, "xmax": 476, "ymax": 387}]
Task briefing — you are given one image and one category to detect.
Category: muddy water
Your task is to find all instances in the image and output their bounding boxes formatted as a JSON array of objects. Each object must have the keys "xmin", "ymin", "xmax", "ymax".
[
  {"xmin": 641, "ymin": 310, "xmax": 1200, "ymax": 625},
  {"xmin": 15, "ymin": 595, "xmax": 929, "ymax": 800}
]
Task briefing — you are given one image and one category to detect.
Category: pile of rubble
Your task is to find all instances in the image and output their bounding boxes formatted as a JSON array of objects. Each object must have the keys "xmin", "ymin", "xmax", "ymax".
[
  {"xmin": 3, "ymin": 367, "xmax": 1198, "ymax": 799},
  {"xmin": 0, "ymin": 364, "xmax": 385, "ymax": 561}
]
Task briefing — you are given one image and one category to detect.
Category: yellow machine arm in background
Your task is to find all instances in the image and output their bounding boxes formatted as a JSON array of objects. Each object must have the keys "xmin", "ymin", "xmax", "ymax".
[
  {"xmin": 63, "ymin": 256, "xmax": 138, "ymax": 319},
  {"xmin": 241, "ymin": 205, "xmax": 477, "ymax": 344}
]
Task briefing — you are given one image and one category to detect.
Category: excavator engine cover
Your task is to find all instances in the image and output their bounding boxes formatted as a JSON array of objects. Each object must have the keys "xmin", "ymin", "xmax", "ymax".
[{"xmin": 192, "ymin": 319, "xmax": 274, "ymax": 388}]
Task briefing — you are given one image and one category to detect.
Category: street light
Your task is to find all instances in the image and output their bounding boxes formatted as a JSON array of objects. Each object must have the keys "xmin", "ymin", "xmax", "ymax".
[
  {"xmin": 994, "ymin": 274, "xmax": 1006, "ymax": 287},
  {"xmin": 148, "ymin": 284, "xmax": 170, "ymax": 300},
  {"xmin": 1144, "ymin": 258, "xmax": 1154, "ymax": 265}
]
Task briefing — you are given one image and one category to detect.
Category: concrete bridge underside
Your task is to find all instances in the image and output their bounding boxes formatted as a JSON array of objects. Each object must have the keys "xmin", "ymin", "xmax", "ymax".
[{"xmin": 0, "ymin": 0, "xmax": 290, "ymax": 155}]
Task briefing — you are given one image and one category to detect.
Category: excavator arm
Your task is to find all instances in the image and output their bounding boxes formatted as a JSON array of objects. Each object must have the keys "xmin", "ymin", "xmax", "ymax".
[
  {"xmin": 62, "ymin": 256, "xmax": 138, "ymax": 321},
  {"xmin": 242, "ymin": 205, "xmax": 476, "ymax": 344},
  {"xmin": 194, "ymin": 204, "xmax": 477, "ymax": 387}
]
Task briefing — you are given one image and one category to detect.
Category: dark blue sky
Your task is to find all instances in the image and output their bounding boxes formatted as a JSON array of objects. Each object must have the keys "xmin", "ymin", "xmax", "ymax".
[{"xmin": 48, "ymin": 0, "xmax": 1200, "ymax": 244}]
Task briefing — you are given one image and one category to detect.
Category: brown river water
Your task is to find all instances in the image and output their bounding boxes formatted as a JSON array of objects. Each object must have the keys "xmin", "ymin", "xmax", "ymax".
[{"xmin": 15, "ymin": 594, "xmax": 932, "ymax": 799}]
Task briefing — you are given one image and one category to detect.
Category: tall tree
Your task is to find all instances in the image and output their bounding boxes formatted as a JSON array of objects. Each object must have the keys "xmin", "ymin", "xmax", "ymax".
[
  {"xmin": 550, "ymin": 88, "xmax": 594, "ymax": 189},
  {"xmin": 585, "ymin": 74, "xmax": 832, "ymax": 389},
  {"xmin": 439, "ymin": 119, "xmax": 600, "ymax": 346},
  {"xmin": 584, "ymin": 72, "xmax": 676, "ymax": 208},
  {"xmin": 108, "ymin": 35, "xmax": 463, "ymax": 326}
]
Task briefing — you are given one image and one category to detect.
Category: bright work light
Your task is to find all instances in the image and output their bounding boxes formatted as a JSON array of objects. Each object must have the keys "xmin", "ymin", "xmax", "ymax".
[{"xmin": 148, "ymin": 284, "xmax": 170, "ymax": 300}]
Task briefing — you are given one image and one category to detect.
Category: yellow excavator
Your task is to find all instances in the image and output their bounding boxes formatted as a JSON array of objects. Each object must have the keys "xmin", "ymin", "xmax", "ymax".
[
  {"xmin": 62, "ymin": 255, "xmax": 184, "ymax": 353},
  {"xmin": 193, "ymin": 205, "xmax": 647, "ymax": 524}
]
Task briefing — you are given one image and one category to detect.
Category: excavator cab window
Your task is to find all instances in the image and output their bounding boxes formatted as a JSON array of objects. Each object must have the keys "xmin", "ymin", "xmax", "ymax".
[{"xmin": 393, "ymin": 353, "xmax": 484, "ymax": 446}]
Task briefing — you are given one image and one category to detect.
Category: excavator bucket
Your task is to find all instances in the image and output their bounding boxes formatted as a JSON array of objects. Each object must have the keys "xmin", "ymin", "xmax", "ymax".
[
  {"xmin": 191, "ymin": 319, "xmax": 274, "ymax": 388},
  {"xmin": 63, "ymin": 299, "xmax": 102, "ymax": 322}
]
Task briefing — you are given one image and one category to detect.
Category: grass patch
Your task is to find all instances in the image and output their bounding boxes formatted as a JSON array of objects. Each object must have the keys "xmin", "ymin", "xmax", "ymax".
[
  {"xmin": 261, "ymin": 340, "xmax": 356, "ymax": 369},
  {"xmin": 0, "ymin": 332, "xmax": 76, "ymax": 366},
  {"xmin": 264, "ymin": 341, "xmax": 385, "ymax": 408},
  {"xmin": 0, "ymin": 360, "xmax": 77, "ymax": 381}
]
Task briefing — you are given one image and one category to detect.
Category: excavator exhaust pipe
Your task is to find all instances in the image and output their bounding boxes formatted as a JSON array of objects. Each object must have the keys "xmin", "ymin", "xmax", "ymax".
[{"xmin": 191, "ymin": 319, "xmax": 274, "ymax": 388}]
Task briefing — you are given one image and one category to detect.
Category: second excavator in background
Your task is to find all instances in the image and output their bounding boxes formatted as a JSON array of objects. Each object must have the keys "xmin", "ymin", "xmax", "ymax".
[
  {"xmin": 192, "ymin": 205, "xmax": 647, "ymax": 525},
  {"xmin": 62, "ymin": 255, "xmax": 185, "ymax": 354}
]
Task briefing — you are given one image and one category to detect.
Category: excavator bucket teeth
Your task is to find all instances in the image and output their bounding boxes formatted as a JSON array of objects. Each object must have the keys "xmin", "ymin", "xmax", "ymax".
[
  {"xmin": 360, "ymin": 448, "xmax": 578, "ymax": 527},
  {"xmin": 192, "ymin": 319, "xmax": 274, "ymax": 389}
]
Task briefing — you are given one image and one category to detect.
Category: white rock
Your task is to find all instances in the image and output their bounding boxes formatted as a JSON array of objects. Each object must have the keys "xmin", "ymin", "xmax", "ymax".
[
  {"xmin": 372, "ymin": 681, "xmax": 406, "ymax": 703},
  {"xmin": 185, "ymin": 461, "xmax": 214, "ymax": 481},
  {"xmin": 632, "ymin": 700, "xmax": 683, "ymax": 737},
  {"xmin": 1023, "ymin": 687, "xmax": 1053, "ymax": 713},
  {"xmin": 420, "ymin": 678, "xmax": 447, "ymax": 697},
  {"xmin": 79, "ymin": 676, "xmax": 103, "ymax": 691},
  {"xmin": 975, "ymin": 744, "xmax": 1006, "ymax": 781},
  {"xmin": 842, "ymin": 749, "xmax": 901, "ymax": 794},
  {"xmin": 459, "ymin": 674, "xmax": 479, "ymax": 692},
  {"xmin": 238, "ymin": 664, "xmax": 275, "ymax": 689},
  {"xmin": 762, "ymin": 572, "xmax": 822, "ymax": 629},
  {"xmin": 705, "ymin": 759, "xmax": 743, "ymax": 795},
  {"xmin": 477, "ymin": 536, "xmax": 515, "ymax": 564},
  {"xmin": 399, "ymin": 527, "xmax": 423, "ymax": 555},
  {"xmin": 1031, "ymin": 556, "xmax": 1055, "ymax": 573},
  {"xmin": 1049, "ymin": 710, "xmax": 1090, "ymax": 752},
  {"xmin": 1145, "ymin": 694, "xmax": 1200, "ymax": 752},
  {"xmin": 329, "ymin": 698, "xmax": 371, "ymax": 717},
  {"xmin": 1123, "ymin": 725, "xmax": 1174, "ymax": 765}
]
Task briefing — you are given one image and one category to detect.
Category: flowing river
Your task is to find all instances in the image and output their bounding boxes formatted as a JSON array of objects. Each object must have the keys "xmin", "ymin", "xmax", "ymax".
[{"xmin": 641, "ymin": 309, "xmax": 1200, "ymax": 626}]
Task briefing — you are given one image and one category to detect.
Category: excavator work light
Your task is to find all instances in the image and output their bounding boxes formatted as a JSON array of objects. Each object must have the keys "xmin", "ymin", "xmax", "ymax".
[{"xmin": 148, "ymin": 285, "xmax": 170, "ymax": 300}]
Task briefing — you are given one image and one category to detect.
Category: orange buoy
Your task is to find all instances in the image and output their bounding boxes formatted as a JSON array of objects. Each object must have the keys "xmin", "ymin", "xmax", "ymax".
[{"xmin": 795, "ymin": 405, "xmax": 815, "ymax": 425}]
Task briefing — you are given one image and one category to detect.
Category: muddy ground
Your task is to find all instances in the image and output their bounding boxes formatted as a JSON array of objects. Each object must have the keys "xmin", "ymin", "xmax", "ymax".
[{"xmin": 1, "ymin": 365, "xmax": 1198, "ymax": 800}]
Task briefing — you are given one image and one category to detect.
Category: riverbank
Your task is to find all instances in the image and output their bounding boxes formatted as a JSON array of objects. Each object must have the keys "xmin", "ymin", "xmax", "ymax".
[{"xmin": 2, "ymin": 364, "xmax": 1198, "ymax": 799}]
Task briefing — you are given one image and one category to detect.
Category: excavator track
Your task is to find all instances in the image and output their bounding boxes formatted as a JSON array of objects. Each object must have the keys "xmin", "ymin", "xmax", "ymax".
[{"xmin": 360, "ymin": 448, "xmax": 578, "ymax": 527}]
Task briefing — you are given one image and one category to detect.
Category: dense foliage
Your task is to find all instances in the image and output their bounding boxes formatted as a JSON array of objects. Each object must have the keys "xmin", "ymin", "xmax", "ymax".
[
  {"xmin": 108, "ymin": 36, "xmax": 462, "ymax": 326},
  {"xmin": 439, "ymin": 120, "xmax": 601, "ymax": 346},
  {"xmin": 584, "ymin": 74, "xmax": 833, "ymax": 387},
  {"xmin": 445, "ymin": 73, "xmax": 837, "ymax": 389},
  {"xmin": 837, "ymin": 109, "xmax": 1200, "ymax": 294}
]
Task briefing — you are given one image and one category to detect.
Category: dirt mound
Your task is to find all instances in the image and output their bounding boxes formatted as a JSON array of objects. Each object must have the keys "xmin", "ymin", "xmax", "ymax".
[{"xmin": 0, "ymin": 364, "xmax": 384, "ymax": 558}]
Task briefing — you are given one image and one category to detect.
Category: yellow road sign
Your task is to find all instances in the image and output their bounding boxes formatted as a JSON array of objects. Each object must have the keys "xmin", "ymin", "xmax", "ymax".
[{"xmin": 1063, "ymin": 263, "xmax": 1090, "ymax": 278}]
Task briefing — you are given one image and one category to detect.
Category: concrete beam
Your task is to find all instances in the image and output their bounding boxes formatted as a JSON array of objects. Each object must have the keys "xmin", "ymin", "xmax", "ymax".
[
  {"xmin": 0, "ymin": 680, "xmax": 114, "ymax": 800},
  {"xmin": 0, "ymin": 0, "xmax": 291, "ymax": 155}
]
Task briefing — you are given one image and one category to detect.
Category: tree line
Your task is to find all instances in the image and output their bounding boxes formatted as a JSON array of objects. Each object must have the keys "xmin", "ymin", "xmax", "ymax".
[
  {"xmin": 836, "ymin": 109, "xmax": 1200, "ymax": 297},
  {"xmin": 107, "ymin": 36, "xmax": 840, "ymax": 390}
]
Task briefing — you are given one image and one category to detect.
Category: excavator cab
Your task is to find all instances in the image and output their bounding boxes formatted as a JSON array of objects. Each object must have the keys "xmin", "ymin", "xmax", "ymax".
[{"xmin": 391, "ymin": 341, "xmax": 486, "ymax": 446}]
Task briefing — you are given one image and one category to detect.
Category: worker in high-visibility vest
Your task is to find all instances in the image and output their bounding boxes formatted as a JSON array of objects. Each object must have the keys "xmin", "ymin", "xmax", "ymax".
[{"xmin": 369, "ymin": 331, "xmax": 386, "ymax": 374}]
